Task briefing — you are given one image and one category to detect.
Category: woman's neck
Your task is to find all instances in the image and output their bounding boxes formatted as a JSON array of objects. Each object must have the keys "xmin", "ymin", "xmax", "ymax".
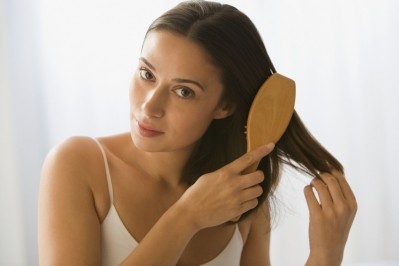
[
  {"xmin": 139, "ymin": 148, "xmax": 193, "ymax": 187},
  {"xmin": 122, "ymin": 134, "xmax": 196, "ymax": 187}
]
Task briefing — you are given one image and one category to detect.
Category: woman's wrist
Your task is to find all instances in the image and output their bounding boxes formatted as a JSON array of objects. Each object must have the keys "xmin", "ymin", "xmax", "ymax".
[{"xmin": 169, "ymin": 199, "xmax": 203, "ymax": 234}]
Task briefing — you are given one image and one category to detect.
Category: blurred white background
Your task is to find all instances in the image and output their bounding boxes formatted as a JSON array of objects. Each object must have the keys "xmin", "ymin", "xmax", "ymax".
[{"xmin": 1, "ymin": 0, "xmax": 398, "ymax": 265}]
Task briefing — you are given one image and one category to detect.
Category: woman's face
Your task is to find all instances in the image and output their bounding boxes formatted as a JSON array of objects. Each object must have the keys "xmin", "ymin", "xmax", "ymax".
[{"xmin": 130, "ymin": 30, "xmax": 232, "ymax": 153}]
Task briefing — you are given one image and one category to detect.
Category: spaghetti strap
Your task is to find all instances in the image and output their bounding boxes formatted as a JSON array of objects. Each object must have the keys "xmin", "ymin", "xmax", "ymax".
[{"xmin": 92, "ymin": 138, "xmax": 114, "ymax": 203}]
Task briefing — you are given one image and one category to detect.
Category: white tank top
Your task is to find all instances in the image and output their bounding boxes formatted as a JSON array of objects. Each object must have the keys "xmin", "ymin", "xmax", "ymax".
[{"xmin": 93, "ymin": 138, "xmax": 243, "ymax": 266}]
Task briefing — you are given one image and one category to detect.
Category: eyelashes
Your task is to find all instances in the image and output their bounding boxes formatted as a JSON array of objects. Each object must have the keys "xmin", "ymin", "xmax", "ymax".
[
  {"xmin": 139, "ymin": 68, "xmax": 155, "ymax": 81},
  {"xmin": 138, "ymin": 67, "xmax": 196, "ymax": 99},
  {"xmin": 174, "ymin": 87, "xmax": 195, "ymax": 99}
]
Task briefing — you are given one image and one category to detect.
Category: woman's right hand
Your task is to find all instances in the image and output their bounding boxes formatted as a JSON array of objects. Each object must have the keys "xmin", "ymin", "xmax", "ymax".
[{"xmin": 176, "ymin": 143, "xmax": 275, "ymax": 230}]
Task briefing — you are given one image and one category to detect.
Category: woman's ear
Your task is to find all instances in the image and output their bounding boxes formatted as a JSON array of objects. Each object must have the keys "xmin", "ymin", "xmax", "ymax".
[{"xmin": 213, "ymin": 102, "xmax": 236, "ymax": 119}]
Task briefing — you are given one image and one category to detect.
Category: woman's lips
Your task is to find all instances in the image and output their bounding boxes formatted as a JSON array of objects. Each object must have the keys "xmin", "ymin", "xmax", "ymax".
[{"xmin": 137, "ymin": 121, "xmax": 164, "ymax": 137}]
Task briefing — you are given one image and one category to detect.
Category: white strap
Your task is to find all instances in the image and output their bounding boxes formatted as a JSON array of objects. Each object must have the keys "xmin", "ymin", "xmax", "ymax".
[{"xmin": 92, "ymin": 138, "xmax": 113, "ymax": 203}]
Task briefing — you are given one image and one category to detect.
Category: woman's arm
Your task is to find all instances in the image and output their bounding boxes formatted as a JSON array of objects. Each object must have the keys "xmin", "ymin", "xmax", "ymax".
[
  {"xmin": 304, "ymin": 169, "xmax": 357, "ymax": 266},
  {"xmin": 38, "ymin": 138, "xmax": 102, "ymax": 265},
  {"xmin": 240, "ymin": 203, "xmax": 271, "ymax": 266}
]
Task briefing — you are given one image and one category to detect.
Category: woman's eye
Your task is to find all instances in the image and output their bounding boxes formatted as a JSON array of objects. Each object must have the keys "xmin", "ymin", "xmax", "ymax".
[
  {"xmin": 139, "ymin": 69, "xmax": 154, "ymax": 80},
  {"xmin": 175, "ymin": 87, "xmax": 195, "ymax": 99}
]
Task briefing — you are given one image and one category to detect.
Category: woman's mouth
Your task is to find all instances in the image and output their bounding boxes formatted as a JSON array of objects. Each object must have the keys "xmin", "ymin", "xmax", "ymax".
[{"xmin": 136, "ymin": 120, "xmax": 164, "ymax": 137}]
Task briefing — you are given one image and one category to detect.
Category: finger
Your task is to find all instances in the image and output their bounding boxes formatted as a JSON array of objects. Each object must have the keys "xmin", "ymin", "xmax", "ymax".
[
  {"xmin": 239, "ymin": 198, "xmax": 259, "ymax": 214},
  {"xmin": 238, "ymin": 170, "xmax": 264, "ymax": 189},
  {"xmin": 304, "ymin": 185, "xmax": 320, "ymax": 214},
  {"xmin": 239, "ymin": 184, "xmax": 263, "ymax": 202},
  {"xmin": 227, "ymin": 143, "xmax": 274, "ymax": 173},
  {"xmin": 331, "ymin": 169, "xmax": 356, "ymax": 201},
  {"xmin": 232, "ymin": 175, "xmax": 264, "ymax": 224},
  {"xmin": 311, "ymin": 178, "xmax": 333, "ymax": 209},
  {"xmin": 318, "ymin": 172, "xmax": 345, "ymax": 203}
]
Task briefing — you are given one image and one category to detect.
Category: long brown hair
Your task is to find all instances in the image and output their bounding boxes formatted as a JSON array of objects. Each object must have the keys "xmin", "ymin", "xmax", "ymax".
[{"xmin": 145, "ymin": 0, "xmax": 343, "ymax": 220}]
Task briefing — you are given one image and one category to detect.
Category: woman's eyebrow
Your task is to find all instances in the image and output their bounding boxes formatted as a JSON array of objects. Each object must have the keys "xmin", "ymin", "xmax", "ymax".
[
  {"xmin": 139, "ymin": 57, "xmax": 156, "ymax": 71},
  {"xmin": 139, "ymin": 57, "xmax": 205, "ymax": 91},
  {"xmin": 172, "ymin": 78, "xmax": 205, "ymax": 91}
]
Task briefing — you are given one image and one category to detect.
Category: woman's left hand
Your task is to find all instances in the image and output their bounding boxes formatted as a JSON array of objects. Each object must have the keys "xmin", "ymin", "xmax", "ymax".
[{"xmin": 304, "ymin": 169, "xmax": 357, "ymax": 266}]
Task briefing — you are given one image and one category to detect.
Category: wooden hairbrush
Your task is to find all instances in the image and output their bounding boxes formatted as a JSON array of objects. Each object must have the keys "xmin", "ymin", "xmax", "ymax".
[{"xmin": 231, "ymin": 73, "xmax": 296, "ymax": 222}]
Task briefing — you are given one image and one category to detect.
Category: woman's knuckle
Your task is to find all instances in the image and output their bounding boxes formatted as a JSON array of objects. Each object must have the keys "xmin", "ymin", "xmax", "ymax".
[
  {"xmin": 244, "ymin": 154, "xmax": 253, "ymax": 164},
  {"xmin": 312, "ymin": 210, "xmax": 324, "ymax": 220},
  {"xmin": 336, "ymin": 204, "xmax": 350, "ymax": 216},
  {"xmin": 312, "ymin": 178, "xmax": 324, "ymax": 187},
  {"xmin": 321, "ymin": 172, "xmax": 332, "ymax": 180},
  {"xmin": 324, "ymin": 208, "xmax": 336, "ymax": 218},
  {"xmin": 218, "ymin": 169, "xmax": 230, "ymax": 180},
  {"xmin": 325, "ymin": 175, "xmax": 338, "ymax": 186}
]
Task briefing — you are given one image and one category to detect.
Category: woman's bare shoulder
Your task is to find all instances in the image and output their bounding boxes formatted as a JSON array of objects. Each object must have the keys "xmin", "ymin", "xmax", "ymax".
[
  {"xmin": 41, "ymin": 132, "xmax": 132, "ymax": 187},
  {"xmin": 44, "ymin": 132, "xmax": 130, "ymax": 168},
  {"xmin": 39, "ymin": 134, "xmax": 129, "ymax": 223},
  {"xmin": 44, "ymin": 136, "xmax": 100, "ymax": 170},
  {"xmin": 40, "ymin": 136, "xmax": 103, "ymax": 196}
]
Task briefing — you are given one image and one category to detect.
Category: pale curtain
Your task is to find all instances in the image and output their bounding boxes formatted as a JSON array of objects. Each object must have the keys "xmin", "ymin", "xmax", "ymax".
[{"xmin": 1, "ymin": 0, "xmax": 398, "ymax": 265}]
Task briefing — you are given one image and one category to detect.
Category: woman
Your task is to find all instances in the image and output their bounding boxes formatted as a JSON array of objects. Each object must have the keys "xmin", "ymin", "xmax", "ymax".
[{"xmin": 38, "ymin": 1, "xmax": 357, "ymax": 265}]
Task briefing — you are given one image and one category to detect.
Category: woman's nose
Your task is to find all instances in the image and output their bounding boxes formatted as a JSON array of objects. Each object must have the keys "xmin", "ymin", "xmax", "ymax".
[{"xmin": 141, "ymin": 86, "xmax": 166, "ymax": 118}]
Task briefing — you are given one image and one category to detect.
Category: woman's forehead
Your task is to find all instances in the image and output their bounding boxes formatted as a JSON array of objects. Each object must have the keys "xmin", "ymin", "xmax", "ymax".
[{"xmin": 141, "ymin": 30, "xmax": 222, "ymax": 86}]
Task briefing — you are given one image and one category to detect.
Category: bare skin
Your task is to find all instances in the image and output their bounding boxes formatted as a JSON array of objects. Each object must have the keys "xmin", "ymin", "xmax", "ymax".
[
  {"xmin": 39, "ymin": 134, "xmax": 273, "ymax": 265},
  {"xmin": 305, "ymin": 170, "xmax": 357, "ymax": 266},
  {"xmin": 38, "ymin": 30, "xmax": 356, "ymax": 265}
]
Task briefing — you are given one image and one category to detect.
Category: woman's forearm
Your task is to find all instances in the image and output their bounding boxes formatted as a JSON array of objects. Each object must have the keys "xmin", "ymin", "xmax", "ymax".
[{"xmin": 120, "ymin": 202, "xmax": 199, "ymax": 266}]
